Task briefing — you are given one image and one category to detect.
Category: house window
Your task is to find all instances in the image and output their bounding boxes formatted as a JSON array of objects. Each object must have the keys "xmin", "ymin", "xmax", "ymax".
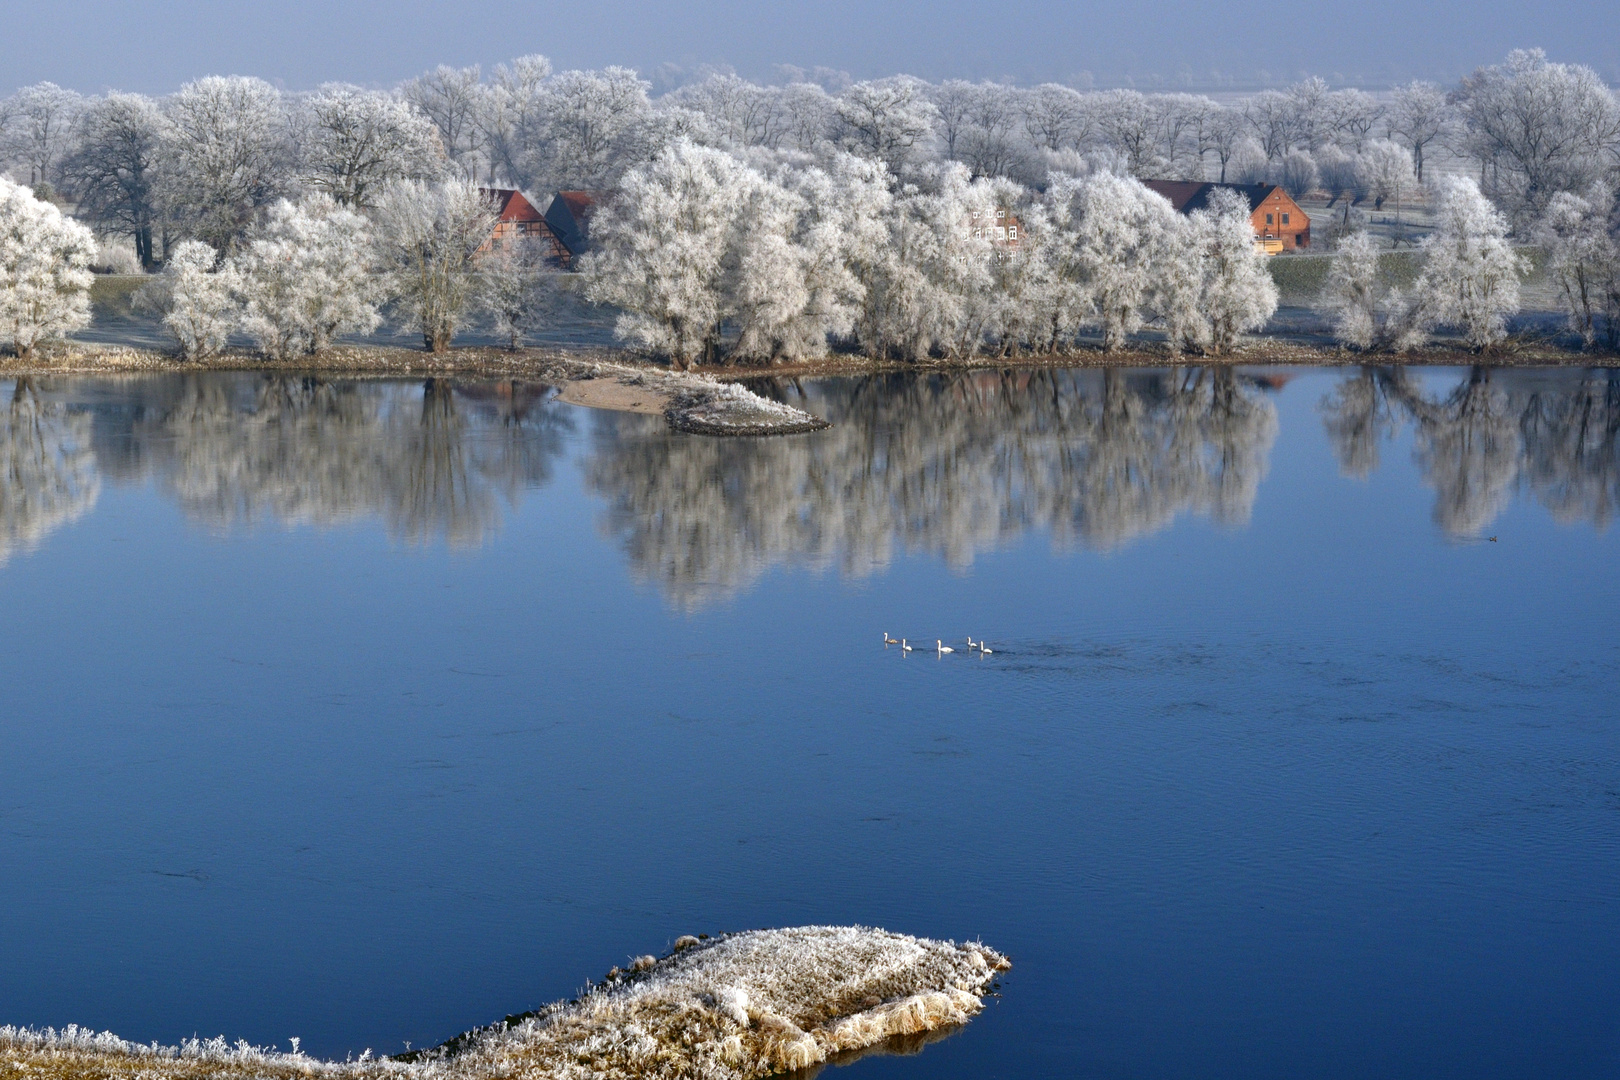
[
  {"xmin": 1266, "ymin": 213, "xmax": 1273, "ymax": 224},
  {"xmin": 997, "ymin": 209, "xmax": 1006, "ymax": 218},
  {"xmin": 1008, "ymin": 225, "xmax": 1018, "ymax": 241},
  {"xmin": 997, "ymin": 226, "xmax": 1006, "ymax": 240},
  {"xmin": 1282, "ymin": 213, "xmax": 1290, "ymax": 225}
]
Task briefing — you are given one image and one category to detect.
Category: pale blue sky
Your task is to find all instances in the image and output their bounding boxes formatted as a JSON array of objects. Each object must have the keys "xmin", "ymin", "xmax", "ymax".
[{"xmin": 9, "ymin": 0, "xmax": 1617, "ymax": 95}]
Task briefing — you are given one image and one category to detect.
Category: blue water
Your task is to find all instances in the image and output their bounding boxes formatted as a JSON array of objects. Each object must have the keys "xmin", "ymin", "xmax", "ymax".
[{"xmin": 0, "ymin": 367, "xmax": 1616, "ymax": 1079}]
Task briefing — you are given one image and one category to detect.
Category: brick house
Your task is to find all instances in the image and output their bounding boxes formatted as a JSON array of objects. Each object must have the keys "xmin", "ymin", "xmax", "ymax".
[
  {"xmin": 968, "ymin": 206, "xmax": 1022, "ymax": 247},
  {"xmin": 480, "ymin": 188, "xmax": 549, "ymax": 253},
  {"xmin": 1141, "ymin": 180, "xmax": 1311, "ymax": 253}
]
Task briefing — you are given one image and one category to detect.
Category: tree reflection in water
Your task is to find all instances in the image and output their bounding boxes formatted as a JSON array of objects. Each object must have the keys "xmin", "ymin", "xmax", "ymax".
[
  {"xmin": 1320, "ymin": 366, "xmax": 1620, "ymax": 537},
  {"xmin": 0, "ymin": 378, "xmax": 100, "ymax": 566},
  {"xmin": 585, "ymin": 367, "xmax": 1280, "ymax": 609},
  {"xmin": 2, "ymin": 368, "xmax": 1612, "ymax": 583},
  {"xmin": 1, "ymin": 375, "xmax": 572, "ymax": 551}
]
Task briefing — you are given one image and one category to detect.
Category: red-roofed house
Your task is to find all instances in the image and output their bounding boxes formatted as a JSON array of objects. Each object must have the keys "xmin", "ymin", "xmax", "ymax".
[
  {"xmin": 1141, "ymin": 180, "xmax": 1310, "ymax": 253},
  {"xmin": 479, "ymin": 188, "xmax": 549, "ymax": 254}
]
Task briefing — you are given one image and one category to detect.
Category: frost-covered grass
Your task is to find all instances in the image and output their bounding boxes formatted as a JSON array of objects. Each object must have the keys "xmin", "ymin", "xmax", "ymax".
[
  {"xmin": 0, "ymin": 926, "xmax": 1007, "ymax": 1080},
  {"xmin": 666, "ymin": 378, "xmax": 831, "ymax": 436}
]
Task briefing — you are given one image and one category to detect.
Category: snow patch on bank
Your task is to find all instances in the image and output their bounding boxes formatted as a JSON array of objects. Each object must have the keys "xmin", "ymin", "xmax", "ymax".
[
  {"xmin": 0, "ymin": 926, "xmax": 1007, "ymax": 1080},
  {"xmin": 664, "ymin": 377, "xmax": 830, "ymax": 436}
]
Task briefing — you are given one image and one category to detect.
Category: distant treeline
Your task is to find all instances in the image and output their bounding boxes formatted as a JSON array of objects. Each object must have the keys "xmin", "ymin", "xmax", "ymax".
[{"xmin": 0, "ymin": 49, "xmax": 1615, "ymax": 361}]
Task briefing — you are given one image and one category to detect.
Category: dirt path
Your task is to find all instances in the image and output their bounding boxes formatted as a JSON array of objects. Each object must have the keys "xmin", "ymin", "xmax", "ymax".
[{"xmin": 556, "ymin": 378, "xmax": 670, "ymax": 414}]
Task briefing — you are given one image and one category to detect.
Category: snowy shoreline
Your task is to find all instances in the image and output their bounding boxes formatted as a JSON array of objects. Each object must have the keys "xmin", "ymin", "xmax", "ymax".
[
  {"xmin": 0, "ymin": 926, "xmax": 1009, "ymax": 1080},
  {"xmin": 0, "ymin": 338, "xmax": 1611, "ymax": 435}
]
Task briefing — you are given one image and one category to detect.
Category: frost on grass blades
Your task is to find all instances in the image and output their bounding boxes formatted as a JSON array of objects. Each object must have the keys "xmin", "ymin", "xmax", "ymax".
[
  {"xmin": 665, "ymin": 378, "xmax": 830, "ymax": 435},
  {"xmin": 0, "ymin": 926, "xmax": 1008, "ymax": 1080}
]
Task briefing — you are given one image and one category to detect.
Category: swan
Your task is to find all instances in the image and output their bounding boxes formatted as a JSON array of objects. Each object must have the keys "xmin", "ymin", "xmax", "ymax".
[
  {"xmin": 884, "ymin": 633, "xmax": 900, "ymax": 645},
  {"xmin": 977, "ymin": 640, "xmax": 993, "ymax": 654},
  {"xmin": 966, "ymin": 637, "xmax": 976, "ymax": 649},
  {"xmin": 901, "ymin": 639, "xmax": 913, "ymax": 652},
  {"xmin": 937, "ymin": 640, "xmax": 954, "ymax": 654}
]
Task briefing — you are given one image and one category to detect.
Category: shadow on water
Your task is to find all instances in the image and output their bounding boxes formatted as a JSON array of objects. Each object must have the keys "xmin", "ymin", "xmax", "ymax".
[{"xmin": 781, "ymin": 1024, "xmax": 966, "ymax": 1079}]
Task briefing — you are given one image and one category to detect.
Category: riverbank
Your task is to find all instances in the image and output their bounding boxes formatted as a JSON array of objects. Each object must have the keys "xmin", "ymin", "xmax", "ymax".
[
  {"xmin": 1, "ymin": 338, "xmax": 1614, "ymax": 436},
  {"xmin": 0, "ymin": 344, "xmax": 834, "ymax": 436},
  {"xmin": 0, "ymin": 927, "xmax": 1008, "ymax": 1080}
]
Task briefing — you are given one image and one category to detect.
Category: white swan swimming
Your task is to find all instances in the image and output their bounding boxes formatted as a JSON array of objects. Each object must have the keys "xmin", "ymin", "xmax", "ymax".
[
  {"xmin": 901, "ymin": 639, "xmax": 913, "ymax": 652},
  {"xmin": 978, "ymin": 641, "xmax": 993, "ymax": 654},
  {"xmin": 936, "ymin": 640, "xmax": 954, "ymax": 654}
]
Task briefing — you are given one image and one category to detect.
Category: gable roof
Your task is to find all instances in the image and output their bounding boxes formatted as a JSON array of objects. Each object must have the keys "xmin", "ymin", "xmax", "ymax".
[
  {"xmin": 1141, "ymin": 180, "xmax": 1281, "ymax": 215},
  {"xmin": 544, "ymin": 190, "xmax": 602, "ymax": 255},
  {"xmin": 481, "ymin": 188, "xmax": 545, "ymax": 223}
]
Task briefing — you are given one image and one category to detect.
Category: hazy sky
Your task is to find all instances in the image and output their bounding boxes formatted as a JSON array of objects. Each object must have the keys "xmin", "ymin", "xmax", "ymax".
[{"xmin": 8, "ymin": 0, "xmax": 1617, "ymax": 96}]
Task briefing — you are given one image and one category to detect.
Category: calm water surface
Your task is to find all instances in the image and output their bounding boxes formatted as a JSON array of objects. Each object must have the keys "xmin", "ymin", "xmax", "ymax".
[{"xmin": 1, "ymin": 367, "xmax": 1617, "ymax": 1079}]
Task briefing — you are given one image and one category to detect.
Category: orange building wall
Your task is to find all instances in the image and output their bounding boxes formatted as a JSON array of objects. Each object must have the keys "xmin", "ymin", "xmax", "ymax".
[{"xmin": 1250, "ymin": 189, "xmax": 1310, "ymax": 250}]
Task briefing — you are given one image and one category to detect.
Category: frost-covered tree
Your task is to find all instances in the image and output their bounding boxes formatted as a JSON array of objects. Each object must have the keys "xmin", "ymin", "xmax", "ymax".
[
  {"xmin": 373, "ymin": 178, "xmax": 496, "ymax": 352},
  {"xmin": 133, "ymin": 239, "xmax": 239, "ymax": 360},
  {"xmin": 1358, "ymin": 139, "xmax": 1414, "ymax": 213},
  {"xmin": 671, "ymin": 74, "xmax": 785, "ymax": 148},
  {"xmin": 1243, "ymin": 90, "xmax": 1295, "ymax": 162},
  {"xmin": 842, "ymin": 163, "xmax": 1000, "ymax": 360},
  {"xmin": 297, "ymin": 85, "xmax": 446, "ymax": 208},
  {"xmin": 477, "ymin": 237, "xmax": 550, "ymax": 350},
  {"xmin": 957, "ymin": 83, "xmax": 1026, "ymax": 179},
  {"xmin": 1386, "ymin": 81, "xmax": 1450, "ymax": 182},
  {"xmin": 0, "ymin": 178, "xmax": 96, "ymax": 358},
  {"xmin": 402, "ymin": 65, "xmax": 485, "ymax": 176},
  {"xmin": 727, "ymin": 162, "xmax": 874, "ymax": 364},
  {"xmin": 583, "ymin": 140, "xmax": 755, "ymax": 366},
  {"xmin": 778, "ymin": 83, "xmax": 835, "ymax": 152},
  {"xmin": 532, "ymin": 67, "xmax": 652, "ymax": 190},
  {"xmin": 1274, "ymin": 148, "xmax": 1318, "ymax": 196},
  {"xmin": 1163, "ymin": 187, "xmax": 1278, "ymax": 355},
  {"xmin": 727, "ymin": 174, "xmax": 813, "ymax": 362},
  {"xmin": 479, "ymin": 54, "xmax": 554, "ymax": 187},
  {"xmin": 0, "ymin": 82, "xmax": 83, "ymax": 191},
  {"xmin": 1092, "ymin": 90, "xmax": 1162, "ymax": 176},
  {"xmin": 1318, "ymin": 230, "xmax": 1416, "ymax": 351},
  {"xmin": 1202, "ymin": 106, "xmax": 1246, "ymax": 183},
  {"xmin": 930, "ymin": 80, "xmax": 978, "ymax": 162},
  {"xmin": 835, "ymin": 78, "xmax": 938, "ymax": 173},
  {"xmin": 1455, "ymin": 50, "xmax": 1620, "ymax": 227},
  {"xmin": 1409, "ymin": 176, "xmax": 1530, "ymax": 350},
  {"xmin": 1286, "ymin": 77, "xmax": 1335, "ymax": 151},
  {"xmin": 233, "ymin": 195, "xmax": 380, "ymax": 358},
  {"xmin": 60, "ymin": 92, "xmax": 166, "ymax": 268},
  {"xmin": 1051, "ymin": 171, "xmax": 1178, "ymax": 351},
  {"xmin": 163, "ymin": 76, "xmax": 291, "ymax": 252},
  {"xmin": 1538, "ymin": 186, "xmax": 1620, "ymax": 349},
  {"xmin": 1152, "ymin": 94, "xmax": 1216, "ymax": 177},
  {"xmin": 1021, "ymin": 83, "xmax": 1090, "ymax": 153},
  {"xmin": 1314, "ymin": 145, "xmax": 1361, "ymax": 205},
  {"xmin": 1329, "ymin": 89, "xmax": 1383, "ymax": 151},
  {"xmin": 986, "ymin": 188, "xmax": 1074, "ymax": 354}
]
